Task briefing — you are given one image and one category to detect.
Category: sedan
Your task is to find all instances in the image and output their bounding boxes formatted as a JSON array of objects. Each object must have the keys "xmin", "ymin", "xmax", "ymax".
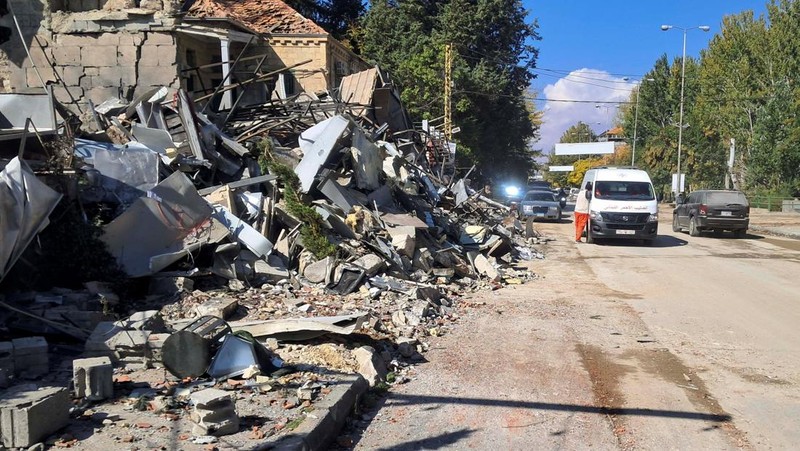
[{"xmin": 519, "ymin": 190, "xmax": 562, "ymax": 221}]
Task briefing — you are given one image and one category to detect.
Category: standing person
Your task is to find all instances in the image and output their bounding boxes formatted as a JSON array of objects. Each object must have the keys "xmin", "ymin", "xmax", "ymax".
[{"xmin": 574, "ymin": 182, "xmax": 591, "ymax": 242}]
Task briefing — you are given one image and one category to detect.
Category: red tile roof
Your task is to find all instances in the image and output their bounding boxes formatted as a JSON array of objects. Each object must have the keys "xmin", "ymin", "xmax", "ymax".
[{"xmin": 186, "ymin": 0, "xmax": 327, "ymax": 35}]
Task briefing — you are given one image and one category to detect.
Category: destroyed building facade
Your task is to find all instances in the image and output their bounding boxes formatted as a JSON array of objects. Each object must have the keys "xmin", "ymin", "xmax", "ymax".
[{"xmin": 0, "ymin": 0, "xmax": 369, "ymax": 109}]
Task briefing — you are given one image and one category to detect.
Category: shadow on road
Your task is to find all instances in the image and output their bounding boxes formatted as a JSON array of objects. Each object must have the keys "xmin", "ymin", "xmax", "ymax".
[
  {"xmin": 374, "ymin": 428, "xmax": 477, "ymax": 451},
  {"xmin": 385, "ymin": 393, "xmax": 731, "ymax": 422},
  {"xmin": 590, "ymin": 235, "xmax": 688, "ymax": 248}
]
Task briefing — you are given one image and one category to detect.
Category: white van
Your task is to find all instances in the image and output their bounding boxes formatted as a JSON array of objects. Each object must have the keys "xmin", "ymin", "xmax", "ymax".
[{"xmin": 580, "ymin": 167, "xmax": 658, "ymax": 244}]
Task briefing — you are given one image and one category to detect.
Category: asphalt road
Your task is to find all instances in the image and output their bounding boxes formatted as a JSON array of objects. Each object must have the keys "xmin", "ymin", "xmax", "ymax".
[{"xmin": 351, "ymin": 214, "xmax": 800, "ymax": 450}]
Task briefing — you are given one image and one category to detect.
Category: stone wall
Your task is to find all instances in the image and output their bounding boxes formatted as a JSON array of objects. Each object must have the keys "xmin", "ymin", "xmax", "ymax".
[
  {"xmin": 1, "ymin": 1, "xmax": 181, "ymax": 110},
  {"xmin": 267, "ymin": 36, "xmax": 329, "ymax": 94}
]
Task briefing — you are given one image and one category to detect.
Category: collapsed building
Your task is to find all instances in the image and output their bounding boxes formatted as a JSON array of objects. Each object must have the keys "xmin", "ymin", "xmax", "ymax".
[{"xmin": 0, "ymin": 0, "xmax": 547, "ymax": 448}]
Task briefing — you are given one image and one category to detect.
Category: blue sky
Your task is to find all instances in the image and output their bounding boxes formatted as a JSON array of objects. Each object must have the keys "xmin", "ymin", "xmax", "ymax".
[{"xmin": 525, "ymin": 0, "xmax": 768, "ymax": 153}]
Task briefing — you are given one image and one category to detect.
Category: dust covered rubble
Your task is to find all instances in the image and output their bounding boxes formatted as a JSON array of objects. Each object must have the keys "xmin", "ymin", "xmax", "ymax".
[{"xmin": 0, "ymin": 66, "xmax": 549, "ymax": 447}]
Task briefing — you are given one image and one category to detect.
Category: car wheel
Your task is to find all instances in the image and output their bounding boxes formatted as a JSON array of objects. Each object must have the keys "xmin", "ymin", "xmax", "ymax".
[
  {"xmin": 734, "ymin": 229, "xmax": 746, "ymax": 238},
  {"xmin": 689, "ymin": 216, "xmax": 700, "ymax": 237},
  {"xmin": 672, "ymin": 214, "xmax": 681, "ymax": 232}
]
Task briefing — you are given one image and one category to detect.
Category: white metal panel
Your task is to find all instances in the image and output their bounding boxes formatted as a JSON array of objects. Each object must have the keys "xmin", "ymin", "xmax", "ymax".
[{"xmin": 548, "ymin": 165, "xmax": 574, "ymax": 172}]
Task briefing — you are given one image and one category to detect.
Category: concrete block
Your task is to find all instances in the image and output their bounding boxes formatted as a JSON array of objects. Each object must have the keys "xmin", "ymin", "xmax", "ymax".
[
  {"xmin": 81, "ymin": 46, "xmax": 117, "ymax": 67},
  {"xmin": 136, "ymin": 65, "xmax": 178, "ymax": 88},
  {"xmin": 138, "ymin": 43, "xmax": 160, "ymax": 67},
  {"xmin": 388, "ymin": 225, "xmax": 416, "ymax": 257},
  {"xmin": 353, "ymin": 346, "xmax": 386, "ymax": 387},
  {"xmin": 144, "ymin": 31, "xmax": 175, "ymax": 46},
  {"xmin": 194, "ymin": 298, "xmax": 239, "ymax": 320},
  {"xmin": 12, "ymin": 338, "xmax": 48, "ymax": 378},
  {"xmin": 87, "ymin": 86, "xmax": 122, "ymax": 106},
  {"xmin": 98, "ymin": 66, "xmax": 136, "ymax": 86},
  {"xmin": 73, "ymin": 357, "xmax": 113, "ymax": 401},
  {"xmin": 0, "ymin": 386, "xmax": 69, "ymax": 448},
  {"xmin": 157, "ymin": 45, "xmax": 177, "ymax": 66},
  {"xmin": 116, "ymin": 44, "xmax": 138, "ymax": 66},
  {"xmin": 189, "ymin": 388, "xmax": 239, "ymax": 436},
  {"xmin": 57, "ymin": 34, "xmax": 89, "ymax": 47},
  {"xmin": 51, "ymin": 46, "xmax": 82, "ymax": 66},
  {"xmin": 58, "ymin": 66, "xmax": 84, "ymax": 85}
]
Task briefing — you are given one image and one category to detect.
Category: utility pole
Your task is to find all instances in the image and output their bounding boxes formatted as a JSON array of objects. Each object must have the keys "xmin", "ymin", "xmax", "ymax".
[{"xmin": 444, "ymin": 43, "xmax": 453, "ymax": 142}]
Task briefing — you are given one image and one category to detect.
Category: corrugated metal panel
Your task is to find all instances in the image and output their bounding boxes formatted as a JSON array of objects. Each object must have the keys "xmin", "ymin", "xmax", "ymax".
[{"xmin": 339, "ymin": 68, "xmax": 378, "ymax": 116}]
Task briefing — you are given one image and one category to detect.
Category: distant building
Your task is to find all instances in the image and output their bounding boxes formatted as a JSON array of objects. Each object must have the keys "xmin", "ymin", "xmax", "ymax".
[{"xmin": 597, "ymin": 126, "xmax": 626, "ymax": 145}]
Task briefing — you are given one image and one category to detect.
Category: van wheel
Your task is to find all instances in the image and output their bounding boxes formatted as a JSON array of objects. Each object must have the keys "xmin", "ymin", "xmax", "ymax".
[
  {"xmin": 734, "ymin": 229, "xmax": 746, "ymax": 238},
  {"xmin": 689, "ymin": 217, "xmax": 700, "ymax": 237},
  {"xmin": 672, "ymin": 214, "xmax": 681, "ymax": 232}
]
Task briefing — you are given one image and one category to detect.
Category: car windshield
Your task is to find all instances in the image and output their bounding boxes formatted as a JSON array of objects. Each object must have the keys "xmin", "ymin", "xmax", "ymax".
[
  {"xmin": 525, "ymin": 191, "xmax": 555, "ymax": 202},
  {"xmin": 594, "ymin": 181, "xmax": 655, "ymax": 200},
  {"xmin": 707, "ymin": 191, "xmax": 748, "ymax": 205}
]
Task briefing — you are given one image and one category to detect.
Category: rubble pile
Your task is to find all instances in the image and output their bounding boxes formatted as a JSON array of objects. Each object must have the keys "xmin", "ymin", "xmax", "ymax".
[{"xmin": 0, "ymin": 65, "xmax": 549, "ymax": 447}]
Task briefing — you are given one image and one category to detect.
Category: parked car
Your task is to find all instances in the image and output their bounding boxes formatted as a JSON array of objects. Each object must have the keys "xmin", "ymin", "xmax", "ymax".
[
  {"xmin": 672, "ymin": 189, "xmax": 750, "ymax": 238},
  {"xmin": 519, "ymin": 190, "xmax": 562, "ymax": 221}
]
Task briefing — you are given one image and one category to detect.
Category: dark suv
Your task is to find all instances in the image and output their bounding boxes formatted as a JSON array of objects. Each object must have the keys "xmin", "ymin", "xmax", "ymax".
[{"xmin": 672, "ymin": 190, "xmax": 750, "ymax": 238}]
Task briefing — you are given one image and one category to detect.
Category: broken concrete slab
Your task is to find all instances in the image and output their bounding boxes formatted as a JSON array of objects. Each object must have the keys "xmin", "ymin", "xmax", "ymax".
[
  {"xmin": 0, "ymin": 385, "xmax": 69, "ymax": 448},
  {"xmin": 231, "ymin": 313, "xmax": 367, "ymax": 342}
]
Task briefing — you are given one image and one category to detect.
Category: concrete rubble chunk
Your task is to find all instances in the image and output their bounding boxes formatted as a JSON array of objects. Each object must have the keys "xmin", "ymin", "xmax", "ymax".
[
  {"xmin": 303, "ymin": 256, "xmax": 335, "ymax": 284},
  {"xmin": 473, "ymin": 254, "xmax": 501, "ymax": 282},
  {"xmin": 149, "ymin": 276, "xmax": 194, "ymax": 296},
  {"xmin": 0, "ymin": 386, "xmax": 69, "ymax": 448},
  {"xmin": 194, "ymin": 298, "xmax": 239, "ymax": 320},
  {"xmin": 73, "ymin": 357, "xmax": 114, "ymax": 401},
  {"xmin": 12, "ymin": 337, "xmax": 48, "ymax": 379},
  {"xmin": 353, "ymin": 253, "xmax": 386, "ymax": 277},
  {"xmin": 189, "ymin": 388, "xmax": 240, "ymax": 436},
  {"xmin": 388, "ymin": 225, "xmax": 416, "ymax": 257},
  {"xmin": 353, "ymin": 346, "xmax": 387, "ymax": 387}
]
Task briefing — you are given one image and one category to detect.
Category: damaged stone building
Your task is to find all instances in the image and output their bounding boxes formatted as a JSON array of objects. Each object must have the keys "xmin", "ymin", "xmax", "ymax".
[{"xmin": 0, "ymin": 0, "xmax": 369, "ymax": 110}]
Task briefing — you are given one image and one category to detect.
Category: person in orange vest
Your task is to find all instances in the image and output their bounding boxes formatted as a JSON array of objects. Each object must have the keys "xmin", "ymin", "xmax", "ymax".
[{"xmin": 574, "ymin": 182, "xmax": 591, "ymax": 242}]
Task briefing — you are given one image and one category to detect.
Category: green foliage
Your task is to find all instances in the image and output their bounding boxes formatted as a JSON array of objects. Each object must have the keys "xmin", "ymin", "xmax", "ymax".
[
  {"xmin": 259, "ymin": 141, "xmax": 336, "ymax": 259},
  {"xmin": 356, "ymin": 0, "xmax": 541, "ymax": 182}
]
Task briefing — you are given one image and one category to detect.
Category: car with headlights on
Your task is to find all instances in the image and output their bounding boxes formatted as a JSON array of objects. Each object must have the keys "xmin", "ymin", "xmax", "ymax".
[{"xmin": 519, "ymin": 190, "xmax": 562, "ymax": 221}]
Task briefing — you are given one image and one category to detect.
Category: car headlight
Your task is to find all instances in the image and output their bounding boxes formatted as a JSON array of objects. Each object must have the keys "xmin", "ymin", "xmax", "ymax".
[
  {"xmin": 648, "ymin": 213, "xmax": 658, "ymax": 222},
  {"xmin": 590, "ymin": 210, "xmax": 601, "ymax": 220},
  {"xmin": 504, "ymin": 186, "xmax": 520, "ymax": 197}
]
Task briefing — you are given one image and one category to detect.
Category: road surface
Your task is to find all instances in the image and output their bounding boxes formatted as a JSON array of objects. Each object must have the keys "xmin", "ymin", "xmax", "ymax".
[{"xmin": 349, "ymin": 214, "xmax": 800, "ymax": 450}]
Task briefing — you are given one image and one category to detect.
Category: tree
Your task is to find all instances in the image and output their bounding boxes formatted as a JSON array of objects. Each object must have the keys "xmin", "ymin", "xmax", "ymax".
[
  {"xmin": 357, "ymin": 0, "xmax": 541, "ymax": 183},
  {"xmin": 285, "ymin": 0, "xmax": 366, "ymax": 43}
]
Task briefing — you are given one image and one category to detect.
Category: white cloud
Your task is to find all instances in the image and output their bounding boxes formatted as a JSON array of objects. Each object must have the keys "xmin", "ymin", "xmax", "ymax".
[{"xmin": 534, "ymin": 69, "xmax": 635, "ymax": 155}]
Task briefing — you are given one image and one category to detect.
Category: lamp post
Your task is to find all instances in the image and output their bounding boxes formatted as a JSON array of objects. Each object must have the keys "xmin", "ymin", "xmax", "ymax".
[
  {"xmin": 631, "ymin": 77, "xmax": 654, "ymax": 166},
  {"xmin": 661, "ymin": 24, "xmax": 710, "ymax": 196}
]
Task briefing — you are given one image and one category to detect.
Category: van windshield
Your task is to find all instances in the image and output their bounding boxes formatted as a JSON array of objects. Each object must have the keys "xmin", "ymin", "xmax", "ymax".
[{"xmin": 594, "ymin": 181, "xmax": 655, "ymax": 201}]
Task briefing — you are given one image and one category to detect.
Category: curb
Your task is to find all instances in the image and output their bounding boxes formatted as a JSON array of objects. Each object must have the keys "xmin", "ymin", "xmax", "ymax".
[
  {"xmin": 749, "ymin": 225, "xmax": 800, "ymax": 240},
  {"xmin": 258, "ymin": 374, "xmax": 369, "ymax": 451}
]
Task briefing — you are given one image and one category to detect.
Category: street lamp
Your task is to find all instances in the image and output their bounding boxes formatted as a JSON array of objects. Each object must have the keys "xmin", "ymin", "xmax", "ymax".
[
  {"xmin": 661, "ymin": 24, "xmax": 710, "ymax": 196},
  {"xmin": 631, "ymin": 77, "xmax": 655, "ymax": 166}
]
